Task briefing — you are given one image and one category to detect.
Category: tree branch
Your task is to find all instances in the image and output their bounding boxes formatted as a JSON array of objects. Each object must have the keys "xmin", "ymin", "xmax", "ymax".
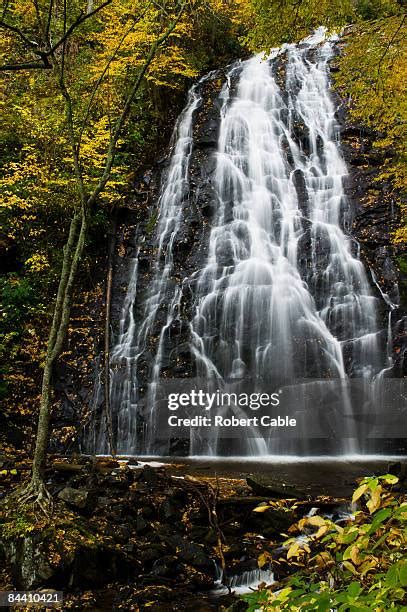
[
  {"xmin": 77, "ymin": 8, "xmax": 150, "ymax": 154},
  {"xmin": 45, "ymin": 0, "xmax": 54, "ymax": 42},
  {"xmin": 0, "ymin": 0, "xmax": 112, "ymax": 72},
  {"xmin": 375, "ymin": 14, "xmax": 406, "ymax": 93},
  {"xmin": 49, "ymin": 0, "xmax": 112, "ymax": 55},
  {"xmin": 0, "ymin": 61, "xmax": 51, "ymax": 71},
  {"xmin": 88, "ymin": 3, "xmax": 186, "ymax": 206},
  {"xmin": 0, "ymin": 18, "xmax": 42, "ymax": 51}
]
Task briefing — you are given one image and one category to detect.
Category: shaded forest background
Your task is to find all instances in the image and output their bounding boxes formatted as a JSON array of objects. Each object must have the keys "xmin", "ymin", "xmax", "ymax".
[{"xmin": 0, "ymin": 0, "xmax": 405, "ymax": 460}]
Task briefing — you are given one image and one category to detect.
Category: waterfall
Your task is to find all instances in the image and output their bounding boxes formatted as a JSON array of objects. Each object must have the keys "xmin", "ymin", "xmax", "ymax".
[
  {"xmin": 95, "ymin": 76, "xmax": 211, "ymax": 454},
  {"xmin": 215, "ymin": 567, "xmax": 274, "ymax": 595},
  {"xmin": 91, "ymin": 29, "xmax": 396, "ymax": 457}
]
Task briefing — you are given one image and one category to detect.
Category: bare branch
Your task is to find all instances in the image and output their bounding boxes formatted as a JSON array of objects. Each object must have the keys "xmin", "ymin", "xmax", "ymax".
[
  {"xmin": 49, "ymin": 0, "xmax": 112, "ymax": 55},
  {"xmin": 89, "ymin": 3, "xmax": 186, "ymax": 206},
  {"xmin": 0, "ymin": 18, "xmax": 41, "ymax": 51},
  {"xmin": 32, "ymin": 0, "xmax": 44, "ymax": 35},
  {"xmin": 378, "ymin": 14, "xmax": 405, "ymax": 71},
  {"xmin": 77, "ymin": 4, "xmax": 152, "ymax": 153},
  {"xmin": 376, "ymin": 14, "xmax": 406, "ymax": 93},
  {"xmin": 0, "ymin": 0, "xmax": 111, "ymax": 72},
  {"xmin": 61, "ymin": 0, "xmax": 67, "ymax": 79},
  {"xmin": 45, "ymin": 0, "xmax": 54, "ymax": 41}
]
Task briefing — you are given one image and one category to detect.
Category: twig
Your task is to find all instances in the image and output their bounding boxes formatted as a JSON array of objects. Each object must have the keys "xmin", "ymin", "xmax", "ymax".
[{"xmin": 376, "ymin": 14, "xmax": 406, "ymax": 92}]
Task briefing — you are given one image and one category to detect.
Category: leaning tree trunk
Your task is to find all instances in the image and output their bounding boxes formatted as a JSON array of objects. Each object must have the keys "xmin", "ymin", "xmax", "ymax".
[
  {"xmin": 18, "ymin": 7, "xmax": 185, "ymax": 514},
  {"xmin": 21, "ymin": 212, "xmax": 87, "ymax": 512}
]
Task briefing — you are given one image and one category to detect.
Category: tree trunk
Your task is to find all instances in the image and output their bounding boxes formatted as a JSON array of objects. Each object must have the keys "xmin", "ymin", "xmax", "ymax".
[
  {"xmin": 28, "ymin": 212, "xmax": 87, "ymax": 492},
  {"xmin": 104, "ymin": 206, "xmax": 117, "ymax": 456},
  {"xmin": 18, "ymin": 6, "xmax": 186, "ymax": 511}
]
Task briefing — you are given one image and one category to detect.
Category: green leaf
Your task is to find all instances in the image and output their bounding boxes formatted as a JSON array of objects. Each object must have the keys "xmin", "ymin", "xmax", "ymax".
[
  {"xmin": 398, "ymin": 561, "xmax": 407, "ymax": 587},
  {"xmin": 385, "ymin": 563, "xmax": 399, "ymax": 588},
  {"xmin": 347, "ymin": 581, "xmax": 362, "ymax": 597},
  {"xmin": 380, "ymin": 474, "xmax": 399, "ymax": 484},
  {"xmin": 368, "ymin": 507, "xmax": 392, "ymax": 533},
  {"xmin": 368, "ymin": 478, "xmax": 379, "ymax": 491},
  {"xmin": 341, "ymin": 530, "xmax": 359, "ymax": 544}
]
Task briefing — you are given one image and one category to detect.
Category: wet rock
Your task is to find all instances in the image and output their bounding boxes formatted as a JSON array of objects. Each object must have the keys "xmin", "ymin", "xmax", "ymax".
[
  {"xmin": 96, "ymin": 496, "xmax": 111, "ymax": 508},
  {"xmin": 196, "ymin": 118, "xmax": 220, "ymax": 148},
  {"xmin": 140, "ymin": 465, "xmax": 162, "ymax": 487},
  {"xmin": 150, "ymin": 554, "xmax": 179, "ymax": 578},
  {"xmin": 70, "ymin": 545, "xmax": 135, "ymax": 587},
  {"xmin": 199, "ymin": 183, "xmax": 219, "ymax": 217},
  {"xmin": 105, "ymin": 524, "xmax": 131, "ymax": 544},
  {"xmin": 292, "ymin": 169, "xmax": 308, "ymax": 215},
  {"xmin": 138, "ymin": 543, "xmax": 166, "ymax": 563},
  {"xmin": 180, "ymin": 565, "xmax": 214, "ymax": 588},
  {"xmin": 246, "ymin": 476, "xmax": 306, "ymax": 498},
  {"xmin": 164, "ymin": 535, "xmax": 215, "ymax": 574},
  {"xmin": 135, "ymin": 512, "xmax": 149, "ymax": 534},
  {"xmin": 248, "ymin": 507, "xmax": 294, "ymax": 536}
]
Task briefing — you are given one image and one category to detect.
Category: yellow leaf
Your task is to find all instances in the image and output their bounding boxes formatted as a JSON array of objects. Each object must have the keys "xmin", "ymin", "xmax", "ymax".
[
  {"xmin": 343, "ymin": 560, "xmax": 359, "ymax": 575},
  {"xmin": 307, "ymin": 515, "xmax": 326, "ymax": 527},
  {"xmin": 314, "ymin": 525, "xmax": 329, "ymax": 539},
  {"xmin": 350, "ymin": 545, "xmax": 361, "ymax": 566},
  {"xmin": 314, "ymin": 551, "xmax": 334, "ymax": 568},
  {"xmin": 258, "ymin": 551, "xmax": 272, "ymax": 568},
  {"xmin": 352, "ymin": 483, "xmax": 368, "ymax": 503},
  {"xmin": 367, "ymin": 486, "xmax": 382, "ymax": 514},
  {"xmin": 287, "ymin": 542, "xmax": 300, "ymax": 559},
  {"xmin": 359, "ymin": 558, "xmax": 378, "ymax": 576},
  {"xmin": 253, "ymin": 504, "xmax": 270, "ymax": 513}
]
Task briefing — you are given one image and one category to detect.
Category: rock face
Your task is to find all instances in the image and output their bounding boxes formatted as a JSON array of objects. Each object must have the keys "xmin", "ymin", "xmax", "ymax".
[
  {"xmin": 52, "ymin": 41, "xmax": 404, "ymax": 455},
  {"xmin": 338, "ymin": 121, "xmax": 405, "ymax": 368},
  {"xmin": 82, "ymin": 69, "xmax": 231, "ymax": 453}
]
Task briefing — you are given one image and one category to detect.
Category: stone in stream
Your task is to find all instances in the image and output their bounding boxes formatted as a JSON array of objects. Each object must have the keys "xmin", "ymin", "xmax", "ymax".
[{"xmin": 246, "ymin": 476, "xmax": 308, "ymax": 498}]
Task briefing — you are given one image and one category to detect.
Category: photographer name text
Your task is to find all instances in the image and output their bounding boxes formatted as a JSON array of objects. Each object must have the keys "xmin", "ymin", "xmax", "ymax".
[{"xmin": 168, "ymin": 415, "xmax": 296, "ymax": 427}]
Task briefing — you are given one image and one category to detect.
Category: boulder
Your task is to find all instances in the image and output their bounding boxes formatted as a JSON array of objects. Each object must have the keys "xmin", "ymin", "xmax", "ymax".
[{"xmin": 58, "ymin": 487, "xmax": 88, "ymax": 509}]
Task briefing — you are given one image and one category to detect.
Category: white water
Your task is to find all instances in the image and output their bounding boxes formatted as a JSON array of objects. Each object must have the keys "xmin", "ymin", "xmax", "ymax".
[
  {"xmin": 95, "ymin": 79, "xmax": 207, "ymax": 454},
  {"xmin": 90, "ymin": 30, "xmax": 394, "ymax": 456},
  {"xmin": 215, "ymin": 568, "xmax": 274, "ymax": 596},
  {"xmin": 189, "ymin": 30, "xmax": 385, "ymax": 455}
]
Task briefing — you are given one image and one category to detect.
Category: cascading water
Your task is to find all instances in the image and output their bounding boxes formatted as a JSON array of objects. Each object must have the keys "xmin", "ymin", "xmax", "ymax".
[
  {"xmin": 189, "ymin": 29, "xmax": 386, "ymax": 455},
  {"xmin": 91, "ymin": 29, "xmax": 397, "ymax": 457},
  {"xmin": 94, "ymin": 79, "xmax": 207, "ymax": 454}
]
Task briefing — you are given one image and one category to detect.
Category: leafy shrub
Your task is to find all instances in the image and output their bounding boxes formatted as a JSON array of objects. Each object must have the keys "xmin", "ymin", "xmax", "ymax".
[
  {"xmin": 242, "ymin": 475, "xmax": 406, "ymax": 611},
  {"xmin": 0, "ymin": 275, "xmax": 41, "ymax": 326}
]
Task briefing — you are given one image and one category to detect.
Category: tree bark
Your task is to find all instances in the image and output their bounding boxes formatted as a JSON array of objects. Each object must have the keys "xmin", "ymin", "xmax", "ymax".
[
  {"xmin": 104, "ymin": 206, "xmax": 117, "ymax": 456},
  {"xmin": 29, "ymin": 213, "xmax": 87, "ymax": 486}
]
